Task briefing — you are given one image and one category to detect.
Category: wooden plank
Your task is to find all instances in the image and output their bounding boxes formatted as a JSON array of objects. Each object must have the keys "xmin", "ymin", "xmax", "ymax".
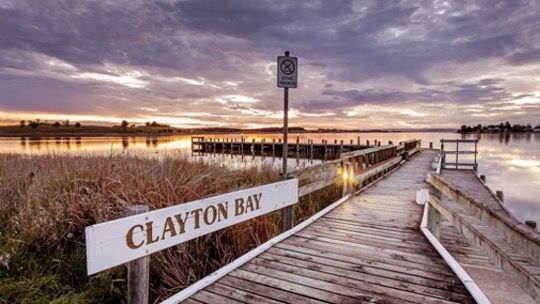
[
  {"xmin": 274, "ymin": 242, "xmax": 459, "ymax": 282},
  {"xmin": 241, "ymin": 263, "xmax": 412, "ymax": 304},
  {"xmin": 261, "ymin": 250, "xmax": 470, "ymax": 298},
  {"xmin": 230, "ymin": 268, "xmax": 362, "ymax": 304},
  {"xmin": 190, "ymin": 290, "xmax": 244, "ymax": 304},
  {"xmin": 205, "ymin": 283, "xmax": 283, "ymax": 304},
  {"xmin": 265, "ymin": 247, "xmax": 467, "ymax": 292},
  {"xmin": 218, "ymin": 275, "xmax": 327, "ymax": 304},
  {"xmin": 248, "ymin": 257, "xmax": 470, "ymax": 304}
]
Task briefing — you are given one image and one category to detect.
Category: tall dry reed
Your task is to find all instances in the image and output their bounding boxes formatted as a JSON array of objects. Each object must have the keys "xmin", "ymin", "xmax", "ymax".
[{"xmin": 0, "ymin": 153, "xmax": 340, "ymax": 303}]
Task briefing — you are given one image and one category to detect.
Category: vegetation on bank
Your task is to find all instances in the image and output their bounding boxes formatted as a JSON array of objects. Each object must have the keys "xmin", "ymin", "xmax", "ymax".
[
  {"xmin": 0, "ymin": 154, "xmax": 340, "ymax": 303},
  {"xmin": 459, "ymin": 121, "xmax": 540, "ymax": 133},
  {"xmin": 1, "ymin": 120, "xmax": 176, "ymax": 135}
]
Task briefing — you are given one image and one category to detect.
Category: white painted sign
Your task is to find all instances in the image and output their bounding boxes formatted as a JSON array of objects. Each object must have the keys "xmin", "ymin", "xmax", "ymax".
[
  {"xmin": 277, "ymin": 56, "xmax": 298, "ymax": 88},
  {"xmin": 85, "ymin": 179, "xmax": 298, "ymax": 275}
]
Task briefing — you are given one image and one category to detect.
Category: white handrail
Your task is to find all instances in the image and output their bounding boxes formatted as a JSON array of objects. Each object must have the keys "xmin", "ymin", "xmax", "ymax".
[
  {"xmin": 420, "ymin": 203, "xmax": 491, "ymax": 304},
  {"xmin": 161, "ymin": 194, "xmax": 352, "ymax": 304}
]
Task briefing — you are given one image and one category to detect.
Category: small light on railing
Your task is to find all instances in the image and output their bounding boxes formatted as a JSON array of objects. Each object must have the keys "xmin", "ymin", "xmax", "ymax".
[{"xmin": 342, "ymin": 170, "xmax": 349, "ymax": 181}]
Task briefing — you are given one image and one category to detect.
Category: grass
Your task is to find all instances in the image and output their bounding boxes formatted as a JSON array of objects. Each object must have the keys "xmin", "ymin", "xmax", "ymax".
[{"xmin": 0, "ymin": 153, "xmax": 340, "ymax": 303}]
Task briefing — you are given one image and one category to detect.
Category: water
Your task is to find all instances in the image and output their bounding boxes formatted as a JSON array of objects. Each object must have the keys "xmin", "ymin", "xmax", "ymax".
[{"xmin": 1, "ymin": 132, "xmax": 539, "ymax": 224}]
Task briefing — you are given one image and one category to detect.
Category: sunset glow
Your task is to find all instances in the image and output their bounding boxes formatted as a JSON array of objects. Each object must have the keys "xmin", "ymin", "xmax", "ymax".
[{"xmin": 1, "ymin": 1, "xmax": 539, "ymax": 129}]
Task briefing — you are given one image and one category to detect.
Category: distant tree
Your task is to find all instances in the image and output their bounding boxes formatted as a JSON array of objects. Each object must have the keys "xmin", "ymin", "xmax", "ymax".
[
  {"xmin": 19, "ymin": 120, "xmax": 25, "ymax": 128},
  {"xmin": 145, "ymin": 122, "xmax": 151, "ymax": 127},
  {"xmin": 75, "ymin": 122, "xmax": 81, "ymax": 128},
  {"xmin": 121, "ymin": 120, "xmax": 129, "ymax": 129},
  {"xmin": 64, "ymin": 120, "xmax": 70, "ymax": 127},
  {"xmin": 150, "ymin": 121, "xmax": 158, "ymax": 127},
  {"xmin": 29, "ymin": 121, "xmax": 39, "ymax": 128},
  {"xmin": 53, "ymin": 121, "xmax": 61, "ymax": 128},
  {"xmin": 499, "ymin": 122, "xmax": 504, "ymax": 129},
  {"xmin": 504, "ymin": 121, "xmax": 511, "ymax": 130},
  {"xmin": 460, "ymin": 125, "xmax": 467, "ymax": 133}
]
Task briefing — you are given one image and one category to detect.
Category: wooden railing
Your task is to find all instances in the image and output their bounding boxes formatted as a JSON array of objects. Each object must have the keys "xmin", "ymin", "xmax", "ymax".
[
  {"xmin": 291, "ymin": 140, "xmax": 421, "ymax": 197},
  {"xmin": 427, "ymin": 173, "xmax": 540, "ymax": 302},
  {"xmin": 440, "ymin": 139, "xmax": 478, "ymax": 171}
]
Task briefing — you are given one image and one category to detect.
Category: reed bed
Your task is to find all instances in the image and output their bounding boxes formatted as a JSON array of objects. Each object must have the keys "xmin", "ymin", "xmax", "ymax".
[{"xmin": 0, "ymin": 153, "xmax": 340, "ymax": 303}]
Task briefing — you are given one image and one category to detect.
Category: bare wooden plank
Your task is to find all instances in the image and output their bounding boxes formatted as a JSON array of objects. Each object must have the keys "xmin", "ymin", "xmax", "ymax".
[
  {"xmin": 265, "ymin": 246, "xmax": 468, "ymax": 292},
  {"xmin": 190, "ymin": 290, "xmax": 244, "ymax": 304},
  {"xmin": 218, "ymin": 275, "xmax": 327, "ymax": 304},
  {"xmin": 248, "ymin": 257, "xmax": 470, "ymax": 304},
  {"xmin": 230, "ymin": 268, "xmax": 362, "ymax": 304},
  {"xmin": 241, "ymin": 262, "xmax": 412, "ymax": 304},
  {"xmin": 276, "ymin": 240, "xmax": 458, "ymax": 281},
  {"xmin": 260, "ymin": 251, "xmax": 471, "ymax": 300},
  {"xmin": 205, "ymin": 283, "xmax": 283, "ymax": 304}
]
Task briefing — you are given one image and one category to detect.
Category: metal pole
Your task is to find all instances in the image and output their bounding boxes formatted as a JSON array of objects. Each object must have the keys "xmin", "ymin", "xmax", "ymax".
[{"xmin": 282, "ymin": 52, "xmax": 293, "ymax": 231}]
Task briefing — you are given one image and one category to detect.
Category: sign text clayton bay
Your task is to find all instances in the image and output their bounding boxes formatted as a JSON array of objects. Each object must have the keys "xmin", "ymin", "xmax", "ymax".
[{"xmin": 85, "ymin": 179, "xmax": 298, "ymax": 275}]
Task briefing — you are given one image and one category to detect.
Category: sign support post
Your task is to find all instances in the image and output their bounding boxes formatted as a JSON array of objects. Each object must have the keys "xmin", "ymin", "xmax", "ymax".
[
  {"xmin": 277, "ymin": 50, "xmax": 298, "ymax": 231},
  {"xmin": 127, "ymin": 205, "xmax": 150, "ymax": 304},
  {"xmin": 282, "ymin": 53, "xmax": 291, "ymax": 231}
]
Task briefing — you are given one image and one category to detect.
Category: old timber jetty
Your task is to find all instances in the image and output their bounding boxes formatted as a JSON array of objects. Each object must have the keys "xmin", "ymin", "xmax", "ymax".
[{"xmin": 166, "ymin": 137, "xmax": 539, "ymax": 303}]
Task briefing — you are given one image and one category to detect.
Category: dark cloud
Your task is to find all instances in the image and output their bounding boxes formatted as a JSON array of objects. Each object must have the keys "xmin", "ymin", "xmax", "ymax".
[{"xmin": 0, "ymin": 0, "xmax": 539, "ymax": 127}]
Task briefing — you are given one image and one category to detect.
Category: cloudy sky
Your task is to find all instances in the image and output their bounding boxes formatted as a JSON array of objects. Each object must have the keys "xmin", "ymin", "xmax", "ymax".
[{"xmin": 1, "ymin": 0, "xmax": 539, "ymax": 129}]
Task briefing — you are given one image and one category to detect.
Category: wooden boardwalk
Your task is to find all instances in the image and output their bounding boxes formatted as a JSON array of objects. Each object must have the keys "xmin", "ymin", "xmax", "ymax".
[
  {"xmin": 183, "ymin": 151, "xmax": 474, "ymax": 303},
  {"xmin": 431, "ymin": 169, "xmax": 539, "ymax": 303}
]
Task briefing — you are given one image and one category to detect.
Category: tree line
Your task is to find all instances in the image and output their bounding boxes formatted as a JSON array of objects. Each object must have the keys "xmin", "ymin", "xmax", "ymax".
[
  {"xmin": 459, "ymin": 121, "xmax": 539, "ymax": 133},
  {"xmin": 19, "ymin": 119, "xmax": 81, "ymax": 128}
]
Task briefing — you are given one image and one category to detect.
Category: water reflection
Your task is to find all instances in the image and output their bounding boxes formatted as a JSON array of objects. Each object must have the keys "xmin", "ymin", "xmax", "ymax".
[{"xmin": 1, "ymin": 132, "xmax": 539, "ymax": 224}]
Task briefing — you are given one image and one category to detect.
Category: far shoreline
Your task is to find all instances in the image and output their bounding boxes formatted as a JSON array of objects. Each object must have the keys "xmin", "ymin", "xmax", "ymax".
[{"xmin": 0, "ymin": 129, "xmax": 461, "ymax": 138}]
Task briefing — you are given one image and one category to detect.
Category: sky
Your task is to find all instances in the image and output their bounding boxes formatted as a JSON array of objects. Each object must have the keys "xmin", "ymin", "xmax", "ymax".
[{"xmin": 1, "ymin": 0, "xmax": 539, "ymax": 129}]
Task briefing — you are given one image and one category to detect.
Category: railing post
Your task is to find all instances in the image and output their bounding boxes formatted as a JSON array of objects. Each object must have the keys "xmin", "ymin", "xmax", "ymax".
[
  {"xmin": 127, "ymin": 205, "xmax": 150, "ymax": 304},
  {"xmin": 427, "ymin": 204, "xmax": 441, "ymax": 239},
  {"xmin": 496, "ymin": 190, "xmax": 504, "ymax": 203},
  {"xmin": 342, "ymin": 162, "xmax": 353, "ymax": 196}
]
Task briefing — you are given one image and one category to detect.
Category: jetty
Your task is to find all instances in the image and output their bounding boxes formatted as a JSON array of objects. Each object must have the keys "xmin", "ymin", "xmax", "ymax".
[
  {"xmin": 174, "ymin": 138, "xmax": 540, "ymax": 303},
  {"xmin": 190, "ymin": 136, "xmax": 417, "ymax": 160},
  {"xmin": 88, "ymin": 137, "xmax": 539, "ymax": 304}
]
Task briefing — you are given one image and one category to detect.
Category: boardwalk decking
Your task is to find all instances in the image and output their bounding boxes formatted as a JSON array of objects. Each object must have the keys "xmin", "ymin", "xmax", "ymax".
[
  {"xmin": 432, "ymin": 170, "xmax": 539, "ymax": 303},
  {"xmin": 184, "ymin": 151, "xmax": 474, "ymax": 303}
]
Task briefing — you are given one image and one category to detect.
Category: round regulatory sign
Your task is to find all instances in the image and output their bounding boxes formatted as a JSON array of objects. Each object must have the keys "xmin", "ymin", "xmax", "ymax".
[{"xmin": 280, "ymin": 59, "xmax": 295, "ymax": 75}]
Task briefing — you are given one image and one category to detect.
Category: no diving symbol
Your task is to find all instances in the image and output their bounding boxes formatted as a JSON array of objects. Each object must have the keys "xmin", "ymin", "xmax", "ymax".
[{"xmin": 280, "ymin": 59, "xmax": 295, "ymax": 75}]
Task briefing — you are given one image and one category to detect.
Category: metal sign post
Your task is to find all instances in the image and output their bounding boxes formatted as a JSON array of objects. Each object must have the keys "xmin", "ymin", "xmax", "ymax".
[{"xmin": 277, "ymin": 50, "xmax": 298, "ymax": 231}]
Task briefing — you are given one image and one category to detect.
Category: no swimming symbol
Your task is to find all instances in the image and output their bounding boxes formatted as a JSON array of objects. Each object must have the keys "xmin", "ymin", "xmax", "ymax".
[{"xmin": 280, "ymin": 59, "xmax": 295, "ymax": 75}]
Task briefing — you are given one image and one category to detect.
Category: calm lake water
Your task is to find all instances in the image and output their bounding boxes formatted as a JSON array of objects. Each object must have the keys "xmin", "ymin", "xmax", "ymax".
[{"xmin": 1, "ymin": 132, "xmax": 539, "ymax": 225}]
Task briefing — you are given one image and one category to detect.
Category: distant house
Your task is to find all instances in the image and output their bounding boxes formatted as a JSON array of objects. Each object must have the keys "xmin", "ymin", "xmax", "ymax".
[
  {"xmin": 533, "ymin": 127, "xmax": 540, "ymax": 133},
  {"xmin": 487, "ymin": 126, "xmax": 501, "ymax": 133}
]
